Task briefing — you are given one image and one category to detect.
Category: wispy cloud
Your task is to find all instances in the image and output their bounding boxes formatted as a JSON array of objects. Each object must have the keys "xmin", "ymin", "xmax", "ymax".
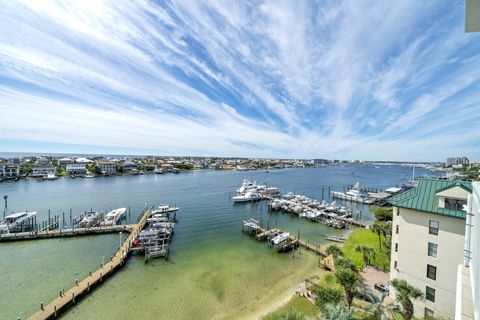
[{"xmin": 0, "ymin": 0, "xmax": 479, "ymax": 161}]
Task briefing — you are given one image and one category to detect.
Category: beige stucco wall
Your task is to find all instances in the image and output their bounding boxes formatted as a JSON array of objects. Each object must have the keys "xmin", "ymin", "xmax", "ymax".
[{"xmin": 390, "ymin": 207, "xmax": 466, "ymax": 319}]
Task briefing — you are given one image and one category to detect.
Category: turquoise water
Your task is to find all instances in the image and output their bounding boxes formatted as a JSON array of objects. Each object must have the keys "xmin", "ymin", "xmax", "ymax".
[{"xmin": 0, "ymin": 165, "xmax": 431, "ymax": 319}]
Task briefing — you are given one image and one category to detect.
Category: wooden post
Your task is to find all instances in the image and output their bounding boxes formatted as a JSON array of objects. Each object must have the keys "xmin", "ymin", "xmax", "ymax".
[
  {"xmin": 41, "ymin": 302, "xmax": 44, "ymax": 311},
  {"xmin": 54, "ymin": 305, "xmax": 57, "ymax": 317}
]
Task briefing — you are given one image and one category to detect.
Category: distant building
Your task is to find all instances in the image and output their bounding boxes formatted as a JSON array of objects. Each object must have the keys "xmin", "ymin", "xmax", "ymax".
[
  {"xmin": 0, "ymin": 162, "xmax": 20, "ymax": 178},
  {"xmin": 97, "ymin": 161, "xmax": 116, "ymax": 174},
  {"xmin": 123, "ymin": 161, "xmax": 138, "ymax": 172},
  {"xmin": 32, "ymin": 158, "xmax": 55, "ymax": 177},
  {"xmin": 66, "ymin": 163, "xmax": 86, "ymax": 175},
  {"xmin": 75, "ymin": 157, "xmax": 92, "ymax": 164},
  {"xmin": 58, "ymin": 157, "xmax": 74, "ymax": 165},
  {"xmin": 390, "ymin": 179, "xmax": 472, "ymax": 319},
  {"xmin": 447, "ymin": 157, "xmax": 470, "ymax": 167}
]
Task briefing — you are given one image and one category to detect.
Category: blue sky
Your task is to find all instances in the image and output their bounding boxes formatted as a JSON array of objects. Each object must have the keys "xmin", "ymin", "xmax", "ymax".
[{"xmin": 0, "ymin": 0, "xmax": 479, "ymax": 161}]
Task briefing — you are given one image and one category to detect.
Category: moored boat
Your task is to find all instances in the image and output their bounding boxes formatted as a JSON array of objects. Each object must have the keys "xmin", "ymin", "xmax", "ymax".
[{"xmin": 100, "ymin": 207, "xmax": 127, "ymax": 226}]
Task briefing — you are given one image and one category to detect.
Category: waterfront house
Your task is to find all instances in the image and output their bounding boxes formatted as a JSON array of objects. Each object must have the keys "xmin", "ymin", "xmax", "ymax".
[
  {"xmin": 0, "ymin": 162, "xmax": 20, "ymax": 178},
  {"xmin": 160, "ymin": 163, "xmax": 174, "ymax": 172},
  {"xmin": 75, "ymin": 157, "xmax": 92, "ymax": 164},
  {"xmin": 66, "ymin": 163, "xmax": 87, "ymax": 175},
  {"xmin": 58, "ymin": 157, "xmax": 74, "ymax": 165},
  {"xmin": 123, "ymin": 161, "xmax": 138, "ymax": 172},
  {"xmin": 390, "ymin": 178, "xmax": 472, "ymax": 319},
  {"xmin": 97, "ymin": 161, "xmax": 116, "ymax": 174},
  {"xmin": 32, "ymin": 158, "xmax": 55, "ymax": 177}
]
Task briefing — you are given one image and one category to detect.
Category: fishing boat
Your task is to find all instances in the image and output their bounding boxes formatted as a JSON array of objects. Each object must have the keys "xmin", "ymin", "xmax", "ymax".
[
  {"xmin": 271, "ymin": 232, "xmax": 290, "ymax": 246},
  {"xmin": 100, "ymin": 207, "xmax": 127, "ymax": 226},
  {"xmin": 75, "ymin": 211, "xmax": 99, "ymax": 228},
  {"xmin": 236, "ymin": 179, "xmax": 257, "ymax": 195},
  {"xmin": 232, "ymin": 190, "xmax": 261, "ymax": 202},
  {"xmin": 0, "ymin": 211, "xmax": 37, "ymax": 234}
]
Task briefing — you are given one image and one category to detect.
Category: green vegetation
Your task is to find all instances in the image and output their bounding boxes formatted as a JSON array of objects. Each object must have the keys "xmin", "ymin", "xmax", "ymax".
[
  {"xmin": 20, "ymin": 162, "xmax": 34, "ymax": 175},
  {"xmin": 320, "ymin": 301, "xmax": 354, "ymax": 320},
  {"xmin": 334, "ymin": 268, "xmax": 362, "ymax": 308},
  {"xmin": 56, "ymin": 165, "xmax": 68, "ymax": 177},
  {"xmin": 175, "ymin": 163, "xmax": 195, "ymax": 170},
  {"xmin": 371, "ymin": 206, "xmax": 393, "ymax": 221},
  {"xmin": 355, "ymin": 245, "xmax": 376, "ymax": 268},
  {"xmin": 391, "ymin": 279, "xmax": 424, "ymax": 320},
  {"xmin": 342, "ymin": 228, "xmax": 390, "ymax": 271},
  {"xmin": 315, "ymin": 286, "xmax": 344, "ymax": 310},
  {"xmin": 261, "ymin": 296, "xmax": 317, "ymax": 320},
  {"xmin": 326, "ymin": 244, "xmax": 343, "ymax": 259}
]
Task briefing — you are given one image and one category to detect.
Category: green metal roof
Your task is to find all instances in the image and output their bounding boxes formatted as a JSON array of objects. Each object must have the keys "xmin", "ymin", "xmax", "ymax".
[{"xmin": 390, "ymin": 179, "xmax": 472, "ymax": 219}]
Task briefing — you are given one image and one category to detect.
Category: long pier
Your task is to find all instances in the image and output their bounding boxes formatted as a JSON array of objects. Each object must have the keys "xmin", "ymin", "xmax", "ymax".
[
  {"xmin": 0, "ymin": 225, "xmax": 136, "ymax": 242},
  {"xmin": 28, "ymin": 209, "xmax": 151, "ymax": 320}
]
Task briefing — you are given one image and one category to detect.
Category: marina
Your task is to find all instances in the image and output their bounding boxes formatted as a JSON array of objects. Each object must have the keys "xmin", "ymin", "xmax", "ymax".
[
  {"xmin": 242, "ymin": 219, "xmax": 327, "ymax": 257},
  {"xmin": 0, "ymin": 165, "xmax": 435, "ymax": 320},
  {"xmin": 28, "ymin": 208, "xmax": 151, "ymax": 320}
]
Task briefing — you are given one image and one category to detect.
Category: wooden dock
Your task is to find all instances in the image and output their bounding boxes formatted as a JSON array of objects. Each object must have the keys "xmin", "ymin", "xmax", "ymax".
[
  {"xmin": 28, "ymin": 209, "xmax": 151, "ymax": 320},
  {"xmin": 0, "ymin": 225, "xmax": 136, "ymax": 242},
  {"xmin": 253, "ymin": 227, "xmax": 327, "ymax": 257}
]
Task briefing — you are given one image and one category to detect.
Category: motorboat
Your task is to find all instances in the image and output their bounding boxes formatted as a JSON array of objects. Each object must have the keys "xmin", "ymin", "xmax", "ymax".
[
  {"xmin": 243, "ymin": 218, "xmax": 261, "ymax": 232},
  {"xmin": 236, "ymin": 179, "xmax": 257, "ymax": 195},
  {"xmin": 100, "ymin": 208, "xmax": 127, "ymax": 226},
  {"xmin": 154, "ymin": 205, "xmax": 179, "ymax": 214},
  {"xmin": 44, "ymin": 173, "xmax": 58, "ymax": 180},
  {"xmin": 0, "ymin": 211, "xmax": 37, "ymax": 234},
  {"xmin": 232, "ymin": 190, "xmax": 261, "ymax": 202},
  {"xmin": 331, "ymin": 183, "xmax": 372, "ymax": 203},
  {"xmin": 76, "ymin": 211, "xmax": 99, "ymax": 228},
  {"xmin": 271, "ymin": 232, "xmax": 290, "ymax": 246}
]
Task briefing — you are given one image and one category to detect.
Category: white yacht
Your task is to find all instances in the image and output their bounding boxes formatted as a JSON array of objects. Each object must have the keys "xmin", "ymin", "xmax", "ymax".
[
  {"xmin": 232, "ymin": 190, "xmax": 261, "ymax": 202},
  {"xmin": 271, "ymin": 232, "xmax": 290, "ymax": 246},
  {"xmin": 236, "ymin": 179, "xmax": 257, "ymax": 195},
  {"xmin": 44, "ymin": 173, "xmax": 58, "ymax": 180},
  {"xmin": 331, "ymin": 183, "xmax": 372, "ymax": 203},
  {"xmin": 153, "ymin": 205, "xmax": 179, "ymax": 214},
  {"xmin": 243, "ymin": 218, "xmax": 261, "ymax": 232},
  {"xmin": 100, "ymin": 208, "xmax": 127, "ymax": 226},
  {"xmin": 0, "ymin": 211, "xmax": 37, "ymax": 234}
]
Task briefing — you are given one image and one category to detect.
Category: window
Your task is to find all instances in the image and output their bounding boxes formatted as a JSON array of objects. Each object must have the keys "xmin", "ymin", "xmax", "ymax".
[
  {"xmin": 395, "ymin": 243, "xmax": 398, "ymax": 252},
  {"xmin": 444, "ymin": 198, "xmax": 467, "ymax": 211},
  {"xmin": 428, "ymin": 243, "xmax": 438, "ymax": 258},
  {"xmin": 427, "ymin": 264, "xmax": 437, "ymax": 280},
  {"xmin": 396, "ymin": 224, "xmax": 399, "ymax": 234},
  {"xmin": 426, "ymin": 286, "xmax": 435, "ymax": 302},
  {"xmin": 429, "ymin": 220, "xmax": 439, "ymax": 235},
  {"xmin": 425, "ymin": 308, "xmax": 434, "ymax": 319}
]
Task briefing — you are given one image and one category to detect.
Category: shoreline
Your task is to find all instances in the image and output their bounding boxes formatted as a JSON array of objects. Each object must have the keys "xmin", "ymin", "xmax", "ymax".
[{"xmin": 252, "ymin": 282, "xmax": 306, "ymax": 319}]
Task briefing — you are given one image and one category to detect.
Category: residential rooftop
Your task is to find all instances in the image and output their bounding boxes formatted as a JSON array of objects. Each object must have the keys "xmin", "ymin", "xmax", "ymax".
[{"xmin": 390, "ymin": 178, "xmax": 472, "ymax": 219}]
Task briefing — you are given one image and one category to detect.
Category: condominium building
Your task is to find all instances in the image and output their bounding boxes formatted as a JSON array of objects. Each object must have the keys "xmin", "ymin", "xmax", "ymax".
[
  {"xmin": 0, "ymin": 162, "xmax": 20, "ymax": 178},
  {"xmin": 32, "ymin": 158, "xmax": 55, "ymax": 177},
  {"xmin": 390, "ymin": 179, "xmax": 472, "ymax": 319},
  {"xmin": 455, "ymin": 181, "xmax": 479, "ymax": 320},
  {"xmin": 66, "ymin": 163, "xmax": 87, "ymax": 175},
  {"xmin": 97, "ymin": 161, "xmax": 116, "ymax": 174}
]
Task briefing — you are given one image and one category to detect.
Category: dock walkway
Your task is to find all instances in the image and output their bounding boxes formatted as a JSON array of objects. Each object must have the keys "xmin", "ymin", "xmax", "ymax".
[
  {"xmin": 28, "ymin": 209, "xmax": 151, "ymax": 320},
  {"xmin": 254, "ymin": 227, "xmax": 327, "ymax": 257},
  {"xmin": 0, "ymin": 225, "xmax": 136, "ymax": 242}
]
